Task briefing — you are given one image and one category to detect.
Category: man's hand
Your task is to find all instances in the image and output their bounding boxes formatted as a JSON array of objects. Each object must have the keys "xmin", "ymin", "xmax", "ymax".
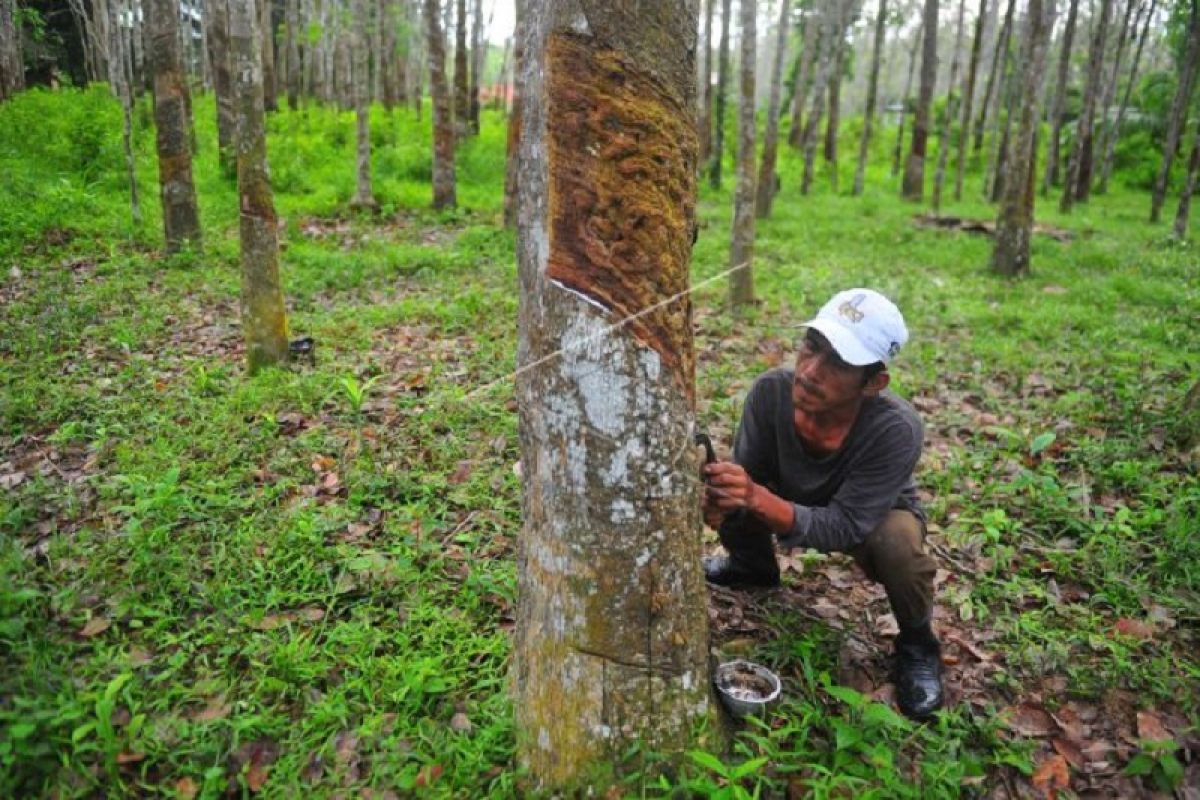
[{"xmin": 704, "ymin": 462, "xmax": 758, "ymax": 513}]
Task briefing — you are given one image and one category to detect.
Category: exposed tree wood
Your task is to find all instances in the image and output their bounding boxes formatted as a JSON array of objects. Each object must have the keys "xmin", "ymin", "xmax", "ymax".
[
  {"xmin": 1099, "ymin": 0, "xmax": 1155, "ymax": 194},
  {"xmin": 974, "ymin": 0, "xmax": 1014, "ymax": 154},
  {"xmin": 351, "ymin": 0, "xmax": 377, "ymax": 209},
  {"xmin": 1174, "ymin": 121, "xmax": 1200, "ymax": 240},
  {"xmin": 148, "ymin": 0, "xmax": 203, "ymax": 251},
  {"xmin": 426, "ymin": 0, "xmax": 456, "ymax": 208},
  {"xmin": 1060, "ymin": 0, "xmax": 1112, "ymax": 211},
  {"xmin": 1042, "ymin": 0, "xmax": 1079, "ymax": 194},
  {"xmin": 730, "ymin": 0, "xmax": 756, "ymax": 308},
  {"xmin": 0, "ymin": 0, "xmax": 24, "ymax": 100},
  {"xmin": 992, "ymin": 0, "xmax": 1056, "ymax": 276},
  {"xmin": 787, "ymin": 6, "xmax": 820, "ymax": 148},
  {"xmin": 756, "ymin": 0, "xmax": 791, "ymax": 217},
  {"xmin": 453, "ymin": 0, "xmax": 469, "ymax": 137},
  {"xmin": 207, "ymin": 0, "xmax": 237, "ymax": 173},
  {"xmin": 853, "ymin": 0, "xmax": 887, "ymax": 196},
  {"xmin": 891, "ymin": 19, "xmax": 922, "ymax": 176},
  {"xmin": 230, "ymin": 0, "xmax": 290, "ymax": 372},
  {"xmin": 901, "ymin": 0, "xmax": 938, "ymax": 200},
  {"xmin": 709, "ymin": 0, "xmax": 732, "ymax": 188},
  {"xmin": 933, "ymin": 0, "xmax": 967, "ymax": 212},
  {"xmin": 1149, "ymin": 0, "xmax": 1200, "ymax": 223},
  {"xmin": 514, "ymin": 1, "xmax": 719, "ymax": 788},
  {"xmin": 954, "ymin": 0, "xmax": 987, "ymax": 200}
]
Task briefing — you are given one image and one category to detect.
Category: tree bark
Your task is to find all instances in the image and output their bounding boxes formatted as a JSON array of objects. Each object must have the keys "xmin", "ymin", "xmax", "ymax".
[
  {"xmin": 974, "ymin": 0, "xmax": 1014, "ymax": 154},
  {"xmin": 426, "ymin": 0, "xmax": 456, "ymax": 208},
  {"xmin": 110, "ymin": 0, "xmax": 142, "ymax": 226},
  {"xmin": 1174, "ymin": 121, "xmax": 1200, "ymax": 239},
  {"xmin": 148, "ymin": 0, "xmax": 203, "ymax": 251},
  {"xmin": 991, "ymin": 0, "xmax": 1054, "ymax": 276},
  {"xmin": 230, "ymin": 0, "xmax": 290, "ymax": 372},
  {"xmin": 260, "ymin": 0, "xmax": 277, "ymax": 110},
  {"xmin": 0, "ymin": 0, "xmax": 24, "ymax": 100},
  {"xmin": 1099, "ymin": 0, "xmax": 1155, "ymax": 194},
  {"xmin": 1091, "ymin": 0, "xmax": 1137, "ymax": 192},
  {"xmin": 1043, "ymin": 0, "xmax": 1079, "ymax": 195},
  {"xmin": 891, "ymin": 20, "xmax": 922, "ymax": 176},
  {"xmin": 285, "ymin": 0, "xmax": 301, "ymax": 108},
  {"xmin": 901, "ymin": 0, "xmax": 938, "ymax": 201},
  {"xmin": 699, "ymin": 0, "xmax": 715, "ymax": 163},
  {"xmin": 823, "ymin": 43, "xmax": 844, "ymax": 192},
  {"xmin": 207, "ymin": 0, "xmax": 237, "ymax": 173},
  {"xmin": 1060, "ymin": 0, "xmax": 1111, "ymax": 211},
  {"xmin": 802, "ymin": 0, "xmax": 859, "ymax": 194},
  {"xmin": 709, "ymin": 0, "xmax": 732, "ymax": 188},
  {"xmin": 453, "ymin": 0, "xmax": 468, "ymax": 138},
  {"xmin": 504, "ymin": 0, "xmax": 524, "ymax": 227},
  {"xmin": 514, "ymin": 1, "xmax": 719, "ymax": 789},
  {"xmin": 730, "ymin": 0, "xmax": 756, "ymax": 307},
  {"xmin": 853, "ymin": 0, "xmax": 887, "ymax": 196},
  {"xmin": 351, "ymin": 0, "xmax": 376, "ymax": 208},
  {"xmin": 756, "ymin": 0, "xmax": 791, "ymax": 216},
  {"xmin": 987, "ymin": 31, "xmax": 1017, "ymax": 203},
  {"xmin": 469, "ymin": 0, "xmax": 483, "ymax": 133},
  {"xmin": 954, "ymin": 0, "xmax": 987, "ymax": 200},
  {"xmin": 933, "ymin": 0, "xmax": 967, "ymax": 212},
  {"xmin": 787, "ymin": 7, "xmax": 820, "ymax": 148},
  {"xmin": 1149, "ymin": 0, "xmax": 1200, "ymax": 223}
]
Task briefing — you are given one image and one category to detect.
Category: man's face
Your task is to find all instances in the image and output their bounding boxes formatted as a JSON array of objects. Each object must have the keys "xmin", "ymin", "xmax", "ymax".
[{"xmin": 792, "ymin": 329, "xmax": 878, "ymax": 414}]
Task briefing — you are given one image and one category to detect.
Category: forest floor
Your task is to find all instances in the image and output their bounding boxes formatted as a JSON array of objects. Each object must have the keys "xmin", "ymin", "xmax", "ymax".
[{"xmin": 2, "ymin": 89, "xmax": 1199, "ymax": 798}]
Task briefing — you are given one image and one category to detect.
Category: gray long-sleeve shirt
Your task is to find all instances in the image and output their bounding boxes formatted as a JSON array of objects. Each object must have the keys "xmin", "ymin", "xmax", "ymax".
[{"xmin": 733, "ymin": 368, "xmax": 925, "ymax": 552}]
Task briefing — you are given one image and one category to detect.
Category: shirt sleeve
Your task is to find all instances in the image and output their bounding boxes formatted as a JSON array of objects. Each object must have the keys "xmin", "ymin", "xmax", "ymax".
[{"xmin": 776, "ymin": 419, "xmax": 923, "ymax": 552}]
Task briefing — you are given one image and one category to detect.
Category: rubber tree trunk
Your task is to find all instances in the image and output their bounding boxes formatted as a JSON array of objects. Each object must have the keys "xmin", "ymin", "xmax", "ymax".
[
  {"xmin": 755, "ymin": 0, "xmax": 790, "ymax": 216},
  {"xmin": 823, "ymin": 45, "xmax": 844, "ymax": 192},
  {"xmin": 709, "ymin": 0, "xmax": 732, "ymax": 188},
  {"xmin": 974, "ymin": 0, "xmax": 1014, "ymax": 154},
  {"xmin": 453, "ymin": 0, "xmax": 468, "ymax": 138},
  {"xmin": 351, "ymin": 0, "xmax": 376, "ymax": 208},
  {"xmin": 1174, "ymin": 121, "xmax": 1200, "ymax": 239},
  {"xmin": 426, "ymin": 0, "xmax": 456, "ymax": 208},
  {"xmin": 902, "ymin": 0, "xmax": 938, "ymax": 200},
  {"xmin": 110, "ymin": 0, "xmax": 142, "ymax": 226},
  {"xmin": 1092, "ymin": 0, "xmax": 1137, "ymax": 191},
  {"xmin": 986, "ymin": 50, "xmax": 1017, "ymax": 203},
  {"xmin": 0, "ymin": 0, "xmax": 24, "ymax": 100},
  {"xmin": 207, "ymin": 0, "xmax": 237, "ymax": 174},
  {"xmin": 469, "ymin": 0, "xmax": 483, "ymax": 133},
  {"xmin": 285, "ymin": 0, "xmax": 300, "ymax": 108},
  {"xmin": 230, "ymin": 0, "xmax": 289, "ymax": 372},
  {"xmin": 1099, "ymin": 0, "xmax": 1156, "ymax": 194},
  {"xmin": 699, "ymin": 0, "xmax": 714, "ymax": 163},
  {"xmin": 504, "ymin": 0, "xmax": 524, "ymax": 227},
  {"xmin": 954, "ymin": 0, "xmax": 987, "ymax": 200},
  {"xmin": 260, "ymin": 0, "xmax": 276, "ymax": 110},
  {"xmin": 1042, "ymin": 0, "xmax": 1079, "ymax": 195},
  {"xmin": 892, "ymin": 20, "xmax": 922, "ymax": 176},
  {"xmin": 932, "ymin": 0, "xmax": 966, "ymax": 212},
  {"xmin": 1060, "ymin": 0, "xmax": 1112, "ymax": 211},
  {"xmin": 730, "ymin": 0, "xmax": 756, "ymax": 308},
  {"xmin": 1150, "ymin": 2, "xmax": 1200, "ymax": 223},
  {"xmin": 853, "ymin": 0, "xmax": 887, "ymax": 196},
  {"xmin": 514, "ymin": 1, "xmax": 720, "ymax": 789},
  {"xmin": 991, "ymin": 0, "xmax": 1054, "ymax": 276},
  {"xmin": 788, "ymin": 7, "xmax": 821, "ymax": 148},
  {"xmin": 802, "ymin": 0, "xmax": 858, "ymax": 194},
  {"xmin": 148, "ymin": 0, "xmax": 202, "ymax": 251}
]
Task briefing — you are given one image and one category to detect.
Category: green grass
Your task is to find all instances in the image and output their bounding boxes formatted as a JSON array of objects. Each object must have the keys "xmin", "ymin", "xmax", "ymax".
[{"xmin": 1, "ymin": 87, "xmax": 1198, "ymax": 797}]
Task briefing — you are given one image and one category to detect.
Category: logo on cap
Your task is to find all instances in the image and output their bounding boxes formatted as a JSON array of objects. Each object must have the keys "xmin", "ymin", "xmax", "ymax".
[{"xmin": 838, "ymin": 293, "xmax": 867, "ymax": 324}]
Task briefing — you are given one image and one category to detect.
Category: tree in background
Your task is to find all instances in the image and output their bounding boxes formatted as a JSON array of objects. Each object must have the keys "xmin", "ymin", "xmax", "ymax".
[
  {"xmin": 788, "ymin": 4, "xmax": 821, "ymax": 149},
  {"xmin": 0, "ymin": 0, "xmax": 24, "ymax": 100},
  {"xmin": 1174, "ymin": 122, "xmax": 1200, "ymax": 238},
  {"xmin": 260, "ymin": 0, "xmax": 276, "ymax": 111},
  {"xmin": 284, "ymin": 0, "xmax": 301, "ymax": 109},
  {"xmin": 757, "ymin": 0, "xmax": 792, "ymax": 216},
  {"xmin": 513, "ymin": 0, "xmax": 718, "ymax": 788},
  {"xmin": 504, "ymin": 0, "xmax": 524, "ymax": 227},
  {"xmin": 853, "ymin": 0, "xmax": 887, "ymax": 196},
  {"xmin": 469, "ymin": 0, "xmax": 483, "ymax": 134},
  {"xmin": 1098, "ymin": 0, "xmax": 1157, "ymax": 194},
  {"xmin": 901, "ymin": 0, "xmax": 938, "ymax": 200},
  {"xmin": 453, "ymin": 0, "xmax": 468, "ymax": 138},
  {"xmin": 1043, "ymin": 0, "xmax": 1079, "ymax": 195},
  {"xmin": 932, "ymin": 0, "xmax": 967, "ymax": 212},
  {"xmin": 108, "ymin": 0, "xmax": 141, "ymax": 227},
  {"xmin": 206, "ymin": 0, "xmax": 237, "ymax": 174},
  {"xmin": 1060, "ymin": 0, "xmax": 1112, "ymax": 212},
  {"xmin": 1150, "ymin": 0, "xmax": 1200, "ymax": 223},
  {"xmin": 953, "ymin": 0, "xmax": 987, "ymax": 200},
  {"xmin": 802, "ymin": 0, "xmax": 859, "ymax": 195},
  {"xmin": 974, "ymin": 0, "xmax": 1014, "ymax": 156},
  {"xmin": 891, "ymin": 19, "xmax": 922, "ymax": 176},
  {"xmin": 698, "ymin": 0, "xmax": 715, "ymax": 164},
  {"xmin": 731, "ymin": 0, "xmax": 756, "ymax": 308},
  {"xmin": 351, "ymin": 0, "xmax": 377, "ymax": 209},
  {"xmin": 709, "ymin": 0, "xmax": 732, "ymax": 188},
  {"xmin": 1091, "ymin": 0, "xmax": 1138, "ymax": 193},
  {"xmin": 426, "ymin": 0, "xmax": 456, "ymax": 208},
  {"xmin": 991, "ymin": 0, "xmax": 1055, "ymax": 276},
  {"xmin": 148, "ymin": 0, "xmax": 202, "ymax": 252}
]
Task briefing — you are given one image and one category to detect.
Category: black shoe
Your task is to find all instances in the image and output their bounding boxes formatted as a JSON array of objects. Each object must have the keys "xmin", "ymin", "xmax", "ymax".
[
  {"xmin": 894, "ymin": 635, "xmax": 944, "ymax": 720},
  {"xmin": 702, "ymin": 555, "xmax": 780, "ymax": 588}
]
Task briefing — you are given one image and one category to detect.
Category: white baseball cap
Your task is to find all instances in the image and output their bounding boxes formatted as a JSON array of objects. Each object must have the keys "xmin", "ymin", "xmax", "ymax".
[{"xmin": 803, "ymin": 289, "xmax": 909, "ymax": 366}]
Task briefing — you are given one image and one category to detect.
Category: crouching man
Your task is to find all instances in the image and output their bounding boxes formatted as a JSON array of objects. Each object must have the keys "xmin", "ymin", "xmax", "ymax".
[{"xmin": 702, "ymin": 288, "xmax": 943, "ymax": 720}]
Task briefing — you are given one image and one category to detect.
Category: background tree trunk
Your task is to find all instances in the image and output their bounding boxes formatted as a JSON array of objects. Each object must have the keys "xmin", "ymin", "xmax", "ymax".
[
  {"xmin": 1060, "ymin": 0, "xmax": 1111, "ymax": 211},
  {"xmin": 1099, "ymin": 0, "xmax": 1155, "ymax": 194},
  {"xmin": 110, "ymin": 0, "xmax": 142, "ymax": 226},
  {"xmin": 352, "ymin": 0, "xmax": 376, "ymax": 208},
  {"xmin": 469, "ymin": 0, "xmax": 483, "ymax": 134},
  {"xmin": 1092, "ymin": 0, "xmax": 1137, "ymax": 191},
  {"xmin": 699, "ymin": 0, "xmax": 714, "ymax": 164},
  {"xmin": 892, "ymin": 20, "xmax": 922, "ymax": 176},
  {"xmin": 974, "ymin": 0, "xmax": 1014, "ymax": 154},
  {"xmin": 730, "ymin": 0, "xmax": 756, "ymax": 307},
  {"xmin": 285, "ymin": 0, "xmax": 301, "ymax": 108},
  {"xmin": 853, "ymin": 0, "xmax": 887, "ymax": 196},
  {"xmin": 1042, "ymin": 0, "xmax": 1078, "ymax": 194},
  {"xmin": 709, "ymin": 0, "xmax": 732, "ymax": 188},
  {"xmin": 230, "ymin": 0, "xmax": 289, "ymax": 372},
  {"xmin": 755, "ymin": 0, "xmax": 790, "ymax": 217},
  {"xmin": 1174, "ymin": 122, "xmax": 1200, "ymax": 239},
  {"xmin": 954, "ymin": 0, "xmax": 987, "ymax": 200},
  {"xmin": 0, "ymin": 0, "xmax": 24, "ymax": 100},
  {"xmin": 207, "ymin": 0, "xmax": 237, "ymax": 174},
  {"xmin": 149, "ymin": 0, "xmax": 202, "ymax": 251},
  {"xmin": 788, "ymin": 7, "xmax": 820, "ymax": 148},
  {"xmin": 260, "ymin": 0, "xmax": 277, "ymax": 110},
  {"xmin": 992, "ymin": 0, "xmax": 1054, "ymax": 276},
  {"xmin": 453, "ymin": 0, "xmax": 468, "ymax": 138},
  {"xmin": 823, "ymin": 42, "xmax": 844, "ymax": 193},
  {"xmin": 1149, "ymin": 1, "xmax": 1200, "ymax": 223},
  {"xmin": 932, "ymin": 0, "xmax": 966, "ymax": 211},
  {"xmin": 514, "ymin": 1, "xmax": 719, "ymax": 788},
  {"xmin": 426, "ymin": 0, "xmax": 456, "ymax": 208},
  {"xmin": 802, "ymin": 0, "xmax": 859, "ymax": 194},
  {"xmin": 901, "ymin": 0, "xmax": 938, "ymax": 201},
  {"xmin": 504, "ymin": 0, "xmax": 524, "ymax": 227},
  {"xmin": 986, "ymin": 36, "xmax": 1016, "ymax": 203}
]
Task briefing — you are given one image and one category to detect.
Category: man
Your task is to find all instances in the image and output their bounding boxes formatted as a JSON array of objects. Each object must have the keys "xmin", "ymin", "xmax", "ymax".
[{"xmin": 702, "ymin": 288, "xmax": 943, "ymax": 720}]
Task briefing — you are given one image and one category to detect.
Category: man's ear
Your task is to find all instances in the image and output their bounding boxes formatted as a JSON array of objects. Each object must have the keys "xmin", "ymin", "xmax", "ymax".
[{"xmin": 864, "ymin": 369, "xmax": 890, "ymax": 397}]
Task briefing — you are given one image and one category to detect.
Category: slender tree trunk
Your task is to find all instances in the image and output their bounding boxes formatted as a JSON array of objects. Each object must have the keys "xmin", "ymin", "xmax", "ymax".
[
  {"xmin": 514, "ymin": 1, "xmax": 719, "ymax": 788},
  {"xmin": 0, "ymin": 0, "xmax": 24, "ymax": 100},
  {"xmin": 1043, "ymin": 0, "xmax": 1079, "ymax": 194},
  {"xmin": 130, "ymin": 1, "xmax": 145, "ymax": 96},
  {"xmin": 974, "ymin": 0, "xmax": 1014, "ymax": 153},
  {"xmin": 148, "ymin": 0, "xmax": 202, "ymax": 251},
  {"xmin": 756, "ymin": 0, "xmax": 791, "ymax": 216},
  {"xmin": 426, "ymin": 0, "xmax": 456, "ymax": 208},
  {"xmin": 260, "ymin": 0, "xmax": 277, "ymax": 110},
  {"xmin": 933, "ymin": 0, "xmax": 967, "ymax": 211},
  {"xmin": 853, "ymin": 0, "xmax": 887, "ymax": 196},
  {"xmin": 902, "ymin": 0, "xmax": 938, "ymax": 200},
  {"xmin": 1174, "ymin": 123, "xmax": 1200, "ymax": 239},
  {"xmin": 709, "ymin": 0, "xmax": 732, "ymax": 188},
  {"xmin": 1060, "ymin": 0, "xmax": 1111, "ymax": 211},
  {"xmin": 370, "ymin": 0, "xmax": 383, "ymax": 102},
  {"xmin": 230, "ymin": 0, "xmax": 289, "ymax": 372},
  {"xmin": 469, "ymin": 0, "xmax": 483, "ymax": 133},
  {"xmin": 337, "ymin": 9, "xmax": 352, "ymax": 108},
  {"xmin": 1092, "ymin": 0, "xmax": 1137, "ymax": 190},
  {"xmin": 699, "ymin": 0, "xmax": 715, "ymax": 163},
  {"xmin": 285, "ymin": 0, "xmax": 300, "ymax": 108},
  {"xmin": 954, "ymin": 0, "xmax": 987, "ymax": 200},
  {"xmin": 207, "ymin": 0, "xmax": 237, "ymax": 173},
  {"xmin": 987, "ymin": 38, "xmax": 1017, "ymax": 201},
  {"xmin": 992, "ymin": 0, "xmax": 1054, "ymax": 276},
  {"xmin": 803, "ymin": 0, "xmax": 859, "ymax": 194},
  {"xmin": 1099, "ymin": 0, "xmax": 1155, "ymax": 193},
  {"xmin": 731, "ymin": 0, "xmax": 756, "ymax": 308},
  {"xmin": 788, "ymin": 8, "xmax": 820, "ymax": 148},
  {"xmin": 892, "ymin": 20, "xmax": 922, "ymax": 176},
  {"xmin": 351, "ymin": 0, "xmax": 376, "ymax": 208},
  {"xmin": 453, "ymin": 0, "xmax": 468, "ymax": 138},
  {"xmin": 504, "ymin": 0, "xmax": 524, "ymax": 227},
  {"xmin": 823, "ymin": 44, "xmax": 844, "ymax": 191},
  {"xmin": 1150, "ymin": 1, "xmax": 1200, "ymax": 223},
  {"xmin": 110, "ymin": 0, "xmax": 142, "ymax": 226}
]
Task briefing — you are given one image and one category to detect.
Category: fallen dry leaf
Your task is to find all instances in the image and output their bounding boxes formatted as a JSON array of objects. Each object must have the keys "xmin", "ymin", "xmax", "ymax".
[
  {"xmin": 450, "ymin": 712, "xmax": 473, "ymax": 733},
  {"xmin": 1052, "ymin": 737, "xmax": 1084, "ymax": 769},
  {"xmin": 1031, "ymin": 753, "xmax": 1070, "ymax": 797},
  {"xmin": 1135, "ymin": 710, "xmax": 1172, "ymax": 743},
  {"xmin": 192, "ymin": 698, "xmax": 231, "ymax": 722},
  {"xmin": 175, "ymin": 777, "xmax": 198, "ymax": 799},
  {"xmin": 0, "ymin": 470, "xmax": 27, "ymax": 490},
  {"xmin": 246, "ymin": 762, "xmax": 270, "ymax": 792},
  {"xmin": 875, "ymin": 613, "xmax": 899, "ymax": 637},
  {"xmin": 414, "ymin": 764, "xmax": 443, "ymax": 788},
  {"xmin": 116, "ymin": 751, "xmax": 146, "ymax": 765},
  {"xmin": 449, "ymin": 460, "xmax": 474, "ymax": 485},
  {"xmin": 1113, "ymin": 618, "xmax": 1155, "ymax": 640},
  {"xmin": 79, "ymin": 617, "xmax": 111, "ymax": 638},
  {"xmin": 310, "ymin": 455, "xmax": 336, "ymax": 472},
  {"xmin": 1005, "ymin": 704, "xmax": 1058, "ymax": 737}
]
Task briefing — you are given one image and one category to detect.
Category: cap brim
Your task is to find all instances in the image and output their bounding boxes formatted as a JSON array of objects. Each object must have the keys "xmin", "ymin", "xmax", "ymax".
[{"xmin": 803, "ymin": 318, "xmax": 880, "ymax": 366}]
